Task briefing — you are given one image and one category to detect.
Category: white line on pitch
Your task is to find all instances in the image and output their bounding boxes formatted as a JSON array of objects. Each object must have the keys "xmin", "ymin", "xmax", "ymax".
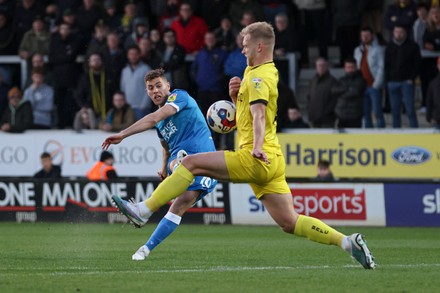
[{"xmin": 1, "ymin": 263, "xmax": 440, "ymax": 277}]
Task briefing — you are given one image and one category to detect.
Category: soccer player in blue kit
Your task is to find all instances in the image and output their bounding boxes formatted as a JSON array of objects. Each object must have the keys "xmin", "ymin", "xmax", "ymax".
[{"xmin": 103, "ymin": 68, "xmax": 217, "ymax": 260}]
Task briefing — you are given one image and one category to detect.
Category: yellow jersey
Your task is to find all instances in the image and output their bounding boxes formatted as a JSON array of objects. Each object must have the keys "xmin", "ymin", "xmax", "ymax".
[{"xmin": 235, "ymin": 61, "xmax": 282, "ymax": 155}]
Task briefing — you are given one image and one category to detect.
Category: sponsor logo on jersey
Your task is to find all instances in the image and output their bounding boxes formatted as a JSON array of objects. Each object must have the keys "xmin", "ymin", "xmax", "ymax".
[{"xmin": 167, "ymin": 93, "xmax": 177, "ymax": 102}]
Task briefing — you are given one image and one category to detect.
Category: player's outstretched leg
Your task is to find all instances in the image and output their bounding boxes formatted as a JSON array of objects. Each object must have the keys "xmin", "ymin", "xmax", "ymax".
[
  {"xmin": 112, "ymin": 195, "xmax": 152, "ymax": 228},
  {"xmin": 348, "ymin": 233, "xmax": 376, "ymax": 269},
  {"xmin": 132, "ymin": 211, "xmax": 182, "ymax": 260}
]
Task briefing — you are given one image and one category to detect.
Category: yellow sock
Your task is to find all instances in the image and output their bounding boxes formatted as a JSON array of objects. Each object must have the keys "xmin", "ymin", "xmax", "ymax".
[
  {"xmin": 293, "ymin": 215, "xmax": 345, "ymax": 247},
  {"xmin": 145, "ymin": 165, "xmax": 194, "ymax": 211}
]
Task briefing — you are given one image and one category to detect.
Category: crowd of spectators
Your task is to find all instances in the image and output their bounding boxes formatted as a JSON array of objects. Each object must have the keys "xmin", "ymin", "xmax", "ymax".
[{"xmin": 0, "ymin": 0, "xmax": 440, "ymax": 137}]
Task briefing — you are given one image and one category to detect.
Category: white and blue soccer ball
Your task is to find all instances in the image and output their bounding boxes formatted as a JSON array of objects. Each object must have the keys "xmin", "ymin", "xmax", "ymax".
[{"xmin": 206, "ymin": 100, "xmax": 237, "ymax": 134}]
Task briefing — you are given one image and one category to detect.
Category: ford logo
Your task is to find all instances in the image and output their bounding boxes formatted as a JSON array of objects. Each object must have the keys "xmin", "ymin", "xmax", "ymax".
[{"xmin": 391, "ymin": 146, "xmax": 431, "ymax": 165}]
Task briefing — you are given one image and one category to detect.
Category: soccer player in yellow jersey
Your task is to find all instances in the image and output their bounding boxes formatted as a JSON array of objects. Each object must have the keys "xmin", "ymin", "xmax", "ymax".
[{"xmin": 104, "ymin": 22, "xmax": 376, "ymax": 269}]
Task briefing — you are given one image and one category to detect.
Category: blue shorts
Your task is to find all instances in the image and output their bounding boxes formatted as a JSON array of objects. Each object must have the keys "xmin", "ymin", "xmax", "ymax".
[{"xmin": 188, "ymin": 176, "xmax": 218, "ymax": 202}]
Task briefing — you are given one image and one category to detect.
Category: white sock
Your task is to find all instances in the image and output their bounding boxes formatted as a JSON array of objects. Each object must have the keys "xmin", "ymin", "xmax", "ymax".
[
  {"xmin": 138, "ymin": 201, "xmax": 152, "ymax": 218},
  {"xmin": 341, "ymin": 236, "xmax": 351, "ymax": 252},
  {"xmin": 164, "ymin": 211, "xmax": 182, "ymax": 225}
]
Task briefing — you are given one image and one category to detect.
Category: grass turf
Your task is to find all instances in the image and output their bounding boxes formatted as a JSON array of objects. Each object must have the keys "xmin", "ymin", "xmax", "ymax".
[{"xmin": 1, "ymin": 223, "xmax": 440, "ymax": 293}]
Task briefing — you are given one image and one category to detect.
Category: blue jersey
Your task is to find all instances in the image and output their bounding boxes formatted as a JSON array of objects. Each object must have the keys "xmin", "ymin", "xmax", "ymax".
[
  {"xmin": 155, "ymin": 89, "xmax": 218, "ymax": 198},
  {"xmin": 155, "ymin": 89, "xmax": 216, "ymax": 161}
]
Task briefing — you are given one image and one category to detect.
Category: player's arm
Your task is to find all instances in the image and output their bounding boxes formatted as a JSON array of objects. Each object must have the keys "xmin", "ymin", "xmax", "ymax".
[
  {"xmin": 102, "ymin": 105, "xmax": 176, "ymax": 149},
  {"xmin": 250, "ymin": 102, "xmax": 270, "ymax": 164},
  {"xmin": 229, "ymin": 76, "xmax": 241, "ymax": 104},
  {"xmin": 158, "ymin": 140, "xmax": 170, "ymax": 180}
]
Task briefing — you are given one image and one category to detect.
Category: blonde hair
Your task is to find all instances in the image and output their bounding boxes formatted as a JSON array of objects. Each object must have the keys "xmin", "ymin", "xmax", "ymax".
[
  {"xmin": 427, "ymin": 6, "xmax": 440, "ymax": 32},
  {"xmin": 240, "ymin": 21, "xmax": 275, "ymax": 49}
]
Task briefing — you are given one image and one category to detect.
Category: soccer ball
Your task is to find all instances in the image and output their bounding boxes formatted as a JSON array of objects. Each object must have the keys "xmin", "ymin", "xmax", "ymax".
[{"xmin": 206, "ymin": 100, "xmax": 237, "ymax": 134}]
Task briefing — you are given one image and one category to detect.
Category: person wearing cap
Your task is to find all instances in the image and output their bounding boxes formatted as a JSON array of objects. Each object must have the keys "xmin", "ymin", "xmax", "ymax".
[
  {"xmin": 0, "ymin": 87, "xmax": 34, "ymax": 133},
  {"xmin": 86, "ymin": 150, "xmax": 118, "ymax": 180},
  {"xmin": 426, "ymin": 56, "xmax": 440, "ymax": 129},
  {"xmin": 18, "ymin": 16, "xmax": 51, "ymax": 60},
  {"xmin": 103, "ymin": 0, "xmax": 121, "ymax": 31}
]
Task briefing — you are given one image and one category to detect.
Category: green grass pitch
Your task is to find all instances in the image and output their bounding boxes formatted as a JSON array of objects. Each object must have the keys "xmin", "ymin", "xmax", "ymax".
[{"xmin": 1, "ymin": 223, "xmax": 440, "ymax": 293}]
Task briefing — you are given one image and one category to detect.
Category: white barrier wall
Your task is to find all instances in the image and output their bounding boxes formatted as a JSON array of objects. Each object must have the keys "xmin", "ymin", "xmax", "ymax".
[{"xmin": 0, "ymin": 130, "xmax": 163, "ymax": 177}]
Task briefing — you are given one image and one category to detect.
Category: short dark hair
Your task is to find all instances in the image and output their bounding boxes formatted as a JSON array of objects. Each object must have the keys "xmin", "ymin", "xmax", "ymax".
[
  {"xmin": 41, "ymin": 152, "xmax": 51, "ymax": 159},
  {"xmin": 318, "ymin": 159, "xmax": 330, "ymax": 168},
  {"xmin": 360, "ymin": 26, "xmax": 374, "ymax": 34},
  {"xmin": 126, "ymin": 44, "xmax": 140, "ymax": 53},
  {"xmin": 144, "ymin": 68, "xmax": 166, "ymax": 82},
  {"xmin": 344, "ymin": 56, "xmax": 356, "ymax": 65}
]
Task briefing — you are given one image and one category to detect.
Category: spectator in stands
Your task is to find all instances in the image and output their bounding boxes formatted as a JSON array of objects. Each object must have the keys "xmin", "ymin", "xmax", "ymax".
[
  {"xmin": 73, "ymin": 107, "xmax": 97, "ymax": 131},
  {"xmin": 426, "ymin": 56, "xmax": 440, "ymax": 129},
  {"xmin": 360, "ymin": 0, "xmax": 385, "ymax": 44},
  {"xmin": 12, "ymin": 0, "xmax": 45, "ymax": 45},
  {"xmin": 23, "ymin": 68, "xmax": 54, "ymax": 129},
  {"xmin": 100, "ymin": 31, "xmax": 125, "ymax": 92},
  {"xmin": 224, "ymin": 34, "xmax": 247, "ymax": 80},
  {"xmin": 260, "ymin": 0, "xmax": 289, "ymax": 24},
  {"xmin": 49, "ymin": 22, "xmax": 81, "ymax": 129},
  {"xmin": 307, "ymin": 58, "xmax": 341, "ymax": 128},
  {"xmin": 384, "ymin": 0, "xmax": 417, "ymax": 38},
  {"xmin": 283, "ymin": 108, "xmax": 310, "ymax": 129},
  {"xmin": 18, "ymin": 17, "xmax": 51, "ymax": 61},
  {"xmin": 86, "ymin": 150, "xmax": 118, "ymax": 180},
  {"xmin": 413, "ymin": 3, "xmax": 429, "ymax": 114},
  {"xmin": 0, "ymin": 12, "xmax": 18, "ymax": 55},
  {"xmin": 34, "ymin": 152, "xmax": 62, "ymax": 179},
  {"xmin": 119, "ymin": 0, "xmax": 137, "ymax": 39},
  {"xmin": 75, "ymin": 0, "xmax": 104, "ymax": 53},
  {"xmin": 123, "ymin": 17, "xmax": 149, "ymax": 50},
  {"xmin": 229, "ymin": 0, "xmax": 264, "ymax": 33},
  {"xmin": 420, "ymin": 6, "xmax": 440, "ymax": 114},
  {"xmin": 276, "ymin": 79, "xmax": 301, "ymax": 132},
  {"xmin": 335, "ymin": 57, "xmax": 366, "ymax": 128},
  {"xmin": 149, "ymin": 28, "xmax": 163, "ymax": 50},
  {"xmin": 316, "ymin": 159, "xmax": 334, "ymax": 181},
  {"xmin": 413, "ymin": 2, "xmax": 429, "ymax": 50},
  {"xmin": 273, "ymin": 12, "xmax": 299, "ymax": 58},
  {"xmin": 44, "ymin": 3, "xmax": 59, "ymax": 34},
  {"xmin": 75, "ymin": 53, "xmax": 114, "ymax": 125},
  {"xmin": 120, "ymin": 45, "xmax": 151, "ymax": 120},
  {"xmin": 354, "ymin": 26, "xmax": 386, "ymax": 128},
  {"xmin": 156, "ymin": 28, "xmax": 189, "ymax": 90},
  {"xmin": 293, "ymin": 0, "xmax": 329, "ymax": 66},
  {"xmin": 191, "ymin": 31, "xmax": 228, "ymax": 117},
  {"xmin": 158, "ymin": 0, "xmax": 181, "ymax": 33},
  {"xmin": 85, "ymin": 20, "xmax": 109, "ymax": 60},
  {"xmin": 60, "ymin": 9, "xmax": 80, "ymax": 37},
  {"xmin": 385, "ymin": 25, "xmax": 421, "ymax": 128},
  {"xmin": 103, "ymin": 0, "xmax": 121, "ymax": 32},
  {"xmin": 25, "ymin": 53, "xmax": 54, "ymax": 88},
  {"xmin": 139, "ymin": 37, "xmax": 162, "ymax": 69},
  {"xmin": 0, "ymin": 70, "xmax": 11, "ymax": 121},
  {"xmin": 0, "ymin": 87, "xmax": 33, "ymax": 133},
  {"xmin": 332, "ymin": 1, "xmax": 363, "ymax": 67},
  {"xmin": 100, "ymin": 91, "xmax": 136, "ymax": 132},
  {"xmin": 239, "ymin": 10, "xmax": 257, "ymax": 31},
  {"xmin": 191, "ymin": 31, "xmax": 228, "ymax": 148},
  {"xmin": 214, "ymin": 16, "xmax": 236, "ymax": 52},
  {"xmin": 170, "ymin": 2, "xmax": 208, "ymax": 54}
]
